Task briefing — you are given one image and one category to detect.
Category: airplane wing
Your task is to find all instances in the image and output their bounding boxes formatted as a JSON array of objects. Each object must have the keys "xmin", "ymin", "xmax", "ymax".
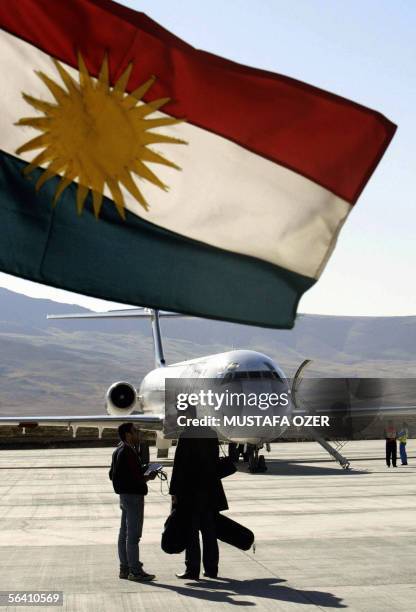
[
  {"xmin": 0, "ymin": 414, "xmax": 164, "ymax": 433},
  {"xmin": 293, "ymin": 405, "xmax": 416, "ymax": 418},
  {"xmin": 343, "ymin": 404, "xmax": 416, "ymax": 417}
]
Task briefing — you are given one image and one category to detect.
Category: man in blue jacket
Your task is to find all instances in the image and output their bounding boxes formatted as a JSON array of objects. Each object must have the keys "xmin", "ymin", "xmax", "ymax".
[{"xmin": 110, "ymin": 423, "xmax": 157, "ymax": 581}]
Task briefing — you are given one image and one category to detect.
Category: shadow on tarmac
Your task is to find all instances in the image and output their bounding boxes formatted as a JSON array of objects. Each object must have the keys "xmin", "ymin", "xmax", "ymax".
[
  {"xmin": 149, "ymin": 576, "xmax": 346, "ymax": 607},
  {"xmin": 237, "ymin": 460, "xmax": 367, "ymax": 476}
]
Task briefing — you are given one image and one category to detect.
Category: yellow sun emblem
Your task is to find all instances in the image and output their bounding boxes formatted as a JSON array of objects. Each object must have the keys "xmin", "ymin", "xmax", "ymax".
[{"xmin": 15, "ymin": 53, "xmax": 186, "ymax": 219}]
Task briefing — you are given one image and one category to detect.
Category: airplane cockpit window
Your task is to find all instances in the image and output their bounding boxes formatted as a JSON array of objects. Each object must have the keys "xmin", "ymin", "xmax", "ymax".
[{"xmin": 222, "ymin": 370, "xmax": 282, "ymax": 382}]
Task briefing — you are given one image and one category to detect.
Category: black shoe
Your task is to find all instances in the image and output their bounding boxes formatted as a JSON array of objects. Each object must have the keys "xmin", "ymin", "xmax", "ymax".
[
  {"xmin": 128, "ymin": 570, "xmax": 155, "ymax": 582},
  {"xmin": 402, "ymin": 462, "xmax": 408, "ymax": 465},
  {"xmin": 176, "ymin": 571, "xmax": 199, "ymax": 580},
  {"xmin": 119, "ymin": 566, "xmax": 129, "ymax": 580},
  {"xmin": 203, "ymin": 571, "xmax": 218, "ymax": 578}
]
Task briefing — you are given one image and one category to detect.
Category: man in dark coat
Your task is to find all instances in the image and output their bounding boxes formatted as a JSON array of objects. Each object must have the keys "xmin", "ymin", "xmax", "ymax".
[{"xmin": 169, "ymin": 428, "xmax": 228, "ymax": 579}]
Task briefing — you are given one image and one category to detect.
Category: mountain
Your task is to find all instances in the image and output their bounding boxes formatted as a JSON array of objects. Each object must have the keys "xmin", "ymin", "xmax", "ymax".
[{"xmin": 0, "ymin": 287, "xmax": 414, "ymax": 416}]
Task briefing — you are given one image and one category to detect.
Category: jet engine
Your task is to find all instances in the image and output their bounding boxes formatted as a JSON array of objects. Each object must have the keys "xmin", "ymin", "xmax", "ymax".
[{"xmin": 106, "ymin": 381, "xmax": 137, "ymax": 416}]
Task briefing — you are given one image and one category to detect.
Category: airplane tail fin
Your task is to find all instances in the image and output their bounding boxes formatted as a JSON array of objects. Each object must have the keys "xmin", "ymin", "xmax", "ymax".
[{"xmin": 47, "ymin": 308, "xmax": 184, "ymax": 368}]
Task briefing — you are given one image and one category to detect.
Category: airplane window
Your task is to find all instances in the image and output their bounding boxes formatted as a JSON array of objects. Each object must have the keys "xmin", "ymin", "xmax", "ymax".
[
  {"xmin": 229, "ymin": 371, "xmax": 281, "ymax": 380},
  {"xmin": 269, "ymin": 371, "xmax": 282, "ymax": 381},
  {"xmin": 221, "ymin": 370, "xmax": 282, "ymax": 383},
  {"xmin": 262, "ymin": 362, "xmax": 283, "ymax": 381},
  {"xmin": 236, "ymin": 371, "xmax": 249, "ymax": 379}
]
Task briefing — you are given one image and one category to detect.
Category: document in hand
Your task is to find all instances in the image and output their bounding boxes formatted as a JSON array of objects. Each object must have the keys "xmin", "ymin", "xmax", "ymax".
[{"xmin": 144, "ymin": 463, "xmax": 164, "ymax": 476}]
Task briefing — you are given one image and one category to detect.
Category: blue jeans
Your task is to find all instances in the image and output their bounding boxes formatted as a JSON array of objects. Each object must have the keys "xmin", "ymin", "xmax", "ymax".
[
  {"xmin": 118, "ymin": 494, "xmax": 144, "ymax": 574},
  {"xmin": 400, "ymin": 442, "xmax": 408, "ymax": 464}
]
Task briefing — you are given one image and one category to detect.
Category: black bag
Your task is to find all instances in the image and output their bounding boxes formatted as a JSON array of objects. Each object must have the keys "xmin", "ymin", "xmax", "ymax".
[
  {"xmin": 217, "ymin": 456, "xmax": 237, "ymax": 479},
  {"xmin": 216, "ymin": 513, "xmax": 254, "ymax": 551},
  {"xmin": 161, "ymin": 508, "xmax": 187, "ymax": 554}
]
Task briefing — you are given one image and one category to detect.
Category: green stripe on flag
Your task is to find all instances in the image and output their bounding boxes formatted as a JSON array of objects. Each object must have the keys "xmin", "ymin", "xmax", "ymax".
[{"xmin": 0, "ymin": 152, "xmax": 314, "ymax": 328}]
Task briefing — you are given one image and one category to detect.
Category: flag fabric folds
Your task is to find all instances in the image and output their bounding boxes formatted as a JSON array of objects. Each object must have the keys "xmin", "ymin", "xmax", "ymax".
[{"xmin": 0, "ymin": 0, "xmax": 396, "ymax": 328}]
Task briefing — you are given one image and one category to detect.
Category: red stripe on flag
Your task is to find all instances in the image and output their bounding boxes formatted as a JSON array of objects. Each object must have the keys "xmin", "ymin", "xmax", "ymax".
[{"xmin": 0, "ymin": 0, "xmax": 396, "ymax": 204}]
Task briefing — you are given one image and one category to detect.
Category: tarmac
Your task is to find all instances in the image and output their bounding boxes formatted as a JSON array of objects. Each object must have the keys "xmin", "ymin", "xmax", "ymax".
[{"xmin": 0, "ymin": 440, "xmax": 415, "ymax": 611}]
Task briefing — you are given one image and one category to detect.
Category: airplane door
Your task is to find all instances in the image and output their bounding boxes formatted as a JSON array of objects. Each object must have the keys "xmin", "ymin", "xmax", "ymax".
[{"xmin": 291, "ymin": 359, "xmax": 312, "ymax": 410}]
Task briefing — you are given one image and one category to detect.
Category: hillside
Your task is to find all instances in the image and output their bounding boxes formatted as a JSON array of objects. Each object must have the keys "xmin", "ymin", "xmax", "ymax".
[{"xmin": 0, "ymin": 288, "xmax": 414, "ymax": 416}]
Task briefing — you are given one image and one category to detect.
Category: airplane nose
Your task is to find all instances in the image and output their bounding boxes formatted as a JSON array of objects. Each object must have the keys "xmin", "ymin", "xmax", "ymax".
[{"xmin": 215, "ymin": 379, "xmax": 292, "ymax": 441}]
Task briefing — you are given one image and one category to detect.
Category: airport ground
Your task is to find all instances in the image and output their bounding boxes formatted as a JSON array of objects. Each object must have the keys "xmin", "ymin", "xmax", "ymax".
[{"xmin": 0, "ymin": 440, "xmax": 415, "ymax": 611}]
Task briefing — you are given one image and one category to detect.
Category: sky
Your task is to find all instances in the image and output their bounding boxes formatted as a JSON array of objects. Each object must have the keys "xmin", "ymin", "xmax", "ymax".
[{"xmin": 1, "ymin": 0, "xmax": 415, "ymax": 316}]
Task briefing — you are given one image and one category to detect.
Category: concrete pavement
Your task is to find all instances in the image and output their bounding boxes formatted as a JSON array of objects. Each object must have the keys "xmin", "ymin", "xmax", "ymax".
[{"xmin": 0, "ymin": 440, "xmax": 415, "ymax": 611}]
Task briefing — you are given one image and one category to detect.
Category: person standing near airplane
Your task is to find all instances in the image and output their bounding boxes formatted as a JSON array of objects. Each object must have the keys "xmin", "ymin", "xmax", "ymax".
[
  {"xmin": 384, "ymin": 420, "xmax": 397, "ymax": 468},
  {"xmin": 397, "ymin": 422, "xmax": 409, "ymax": 465},
  {"xmin": 109, "ymin": 423, "xmax": 157, "ymax": 581},
  {"xmin": 169, "ymin": 427, "xmax": 228, "ymax": 580}
]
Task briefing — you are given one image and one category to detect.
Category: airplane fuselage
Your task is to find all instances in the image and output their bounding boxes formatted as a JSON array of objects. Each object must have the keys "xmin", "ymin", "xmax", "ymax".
[{"xmin": 138, "ymin": 349, "xmax": 291, "ymax": 445}]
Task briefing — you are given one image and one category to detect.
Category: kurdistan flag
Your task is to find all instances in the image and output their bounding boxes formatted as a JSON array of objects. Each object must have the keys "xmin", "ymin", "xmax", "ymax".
[{"xmin": 0, "ymin": 0, "xmax": 395, "ymax": 328}]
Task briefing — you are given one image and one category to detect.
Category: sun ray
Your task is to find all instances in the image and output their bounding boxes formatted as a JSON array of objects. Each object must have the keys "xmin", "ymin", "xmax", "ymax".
[
  {"xmin": 17, "ymin": 51, "xmax": 187, "ymax": 218},
  {"xmin": 76, "ymin": 182, "xmax": 89, "ymax": 215},
  {"xmin": 21, "ymin": 93, "xmax": 56, "ymax": 115},
  {"xmin": 88, "ymin": 173, "xmax": 105, "ymax": 217},
  {"xmin": 107, "ymin": 178, "xmax": 126, "ymax": 220},
  {"xmin": 52, "ymin": 59, "xmax": 79, "ymax": 95},
  {"xmin": 122, "ymin": 76, "xmax": 156, "ymax": 109},
  {"xmin": 92, "ymin": 189, "xmax": 104, "ymax": 218},
  {"xmin": 141, "ymin": 132, "xmax": 186, "ymax": 146},
  {"xmin": 35, "ymin": 158, "xmax": 67, "ymax": 190},
  {"xmin": 140, "ymin": 148, "xmax": 180, "ymax": 170},
  {"xmin": 132, "ymin": 97, "xmax": 171, "ymax": 118},
  {"xmin": 35, "ymin": 169, "xmax": 55, "ymax": 190},
  {"xmin": 120, "ymin": 170, "xmax": 149, "ymax": 210},
  {"xmin": 16, "ymin": 134, "xmax": 51, "ymax": 155},
  {"xmin": 53, "ymin": 167, "xmax": 78, "ymax": 206},
  {"xmin": 132, "ymin": 159, "xmax": 168, "ymax": 191},
  {"xmin": 15, "ymin": 116, "xmax": 51, "ymax": 131},
  {"xmin": 35, "ymin": 70, "xmax": 68, "ymax": 104},
  {"xmin": 22, "ymin": 149, "xmax": 56, "ymax": 176},
  {"xmin": 143, "ymin": 117, "xmax": 184, "ymax": 130},
  {"xmin": 114, "ymin": 63, "xmax": 133, "ymax": 95},
  {"xmin": 77, "ymin": 52, "xmax": 92, "ymax": 89}
]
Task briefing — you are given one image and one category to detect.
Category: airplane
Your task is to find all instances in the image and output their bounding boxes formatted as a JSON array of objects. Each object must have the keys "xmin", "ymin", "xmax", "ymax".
[{"xmin": 0, "ymin": 308, "xmax": 413, "ymax": 472}]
